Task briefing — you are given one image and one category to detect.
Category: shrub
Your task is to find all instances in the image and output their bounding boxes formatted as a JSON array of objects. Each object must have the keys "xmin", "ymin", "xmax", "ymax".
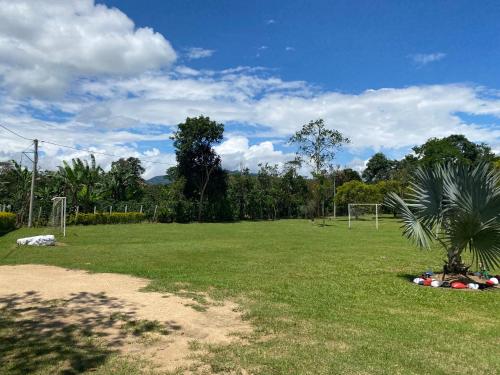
[
  {"xmin": 68, "ymin": 212, "xmax": 145, "ymax": 225},
  {"xmin": 156, "ymin": 207, "xmax": 174, "ymax": 223},
  {"xmin": 0, "ymin": 212, "xmax": 16, "ymax": 234}
]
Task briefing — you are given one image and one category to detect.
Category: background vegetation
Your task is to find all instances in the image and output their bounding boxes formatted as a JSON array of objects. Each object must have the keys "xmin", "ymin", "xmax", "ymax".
[{"xmin": 1, "ymin": 118, "xmax": 498, "ymax": 226}]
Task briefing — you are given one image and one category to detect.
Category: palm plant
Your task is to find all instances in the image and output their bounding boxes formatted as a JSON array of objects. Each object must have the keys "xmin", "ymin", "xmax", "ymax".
[
  {"xmin": 385, "ymin": 162, "xmax": 500, "ymax": 276},
  {"xmin": 57, "ymin": 155, "xmax": 103, "ymax": 211}
]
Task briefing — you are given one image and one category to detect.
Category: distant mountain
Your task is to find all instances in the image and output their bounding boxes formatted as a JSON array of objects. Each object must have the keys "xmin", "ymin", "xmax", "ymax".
[{"xmin": 146, "ymin": 175, "xmax": 171, "ymax": 185}]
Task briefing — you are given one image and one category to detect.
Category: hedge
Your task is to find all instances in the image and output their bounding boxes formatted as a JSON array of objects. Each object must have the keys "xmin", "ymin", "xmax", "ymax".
[
  {"xmin": 0, "ymin": 212, "xmax": 16, "ymax": 234},
  {"xmin": 68, "ymin": 212, "xmax": 146, "ymax": 225}
]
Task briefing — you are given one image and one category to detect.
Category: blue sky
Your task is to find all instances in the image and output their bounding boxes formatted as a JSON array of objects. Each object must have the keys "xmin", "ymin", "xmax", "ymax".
[
  {"xmin": 101, "ymin": 0, "xmax": 500, "ymax": 90},
  {"xmin": 0, "ymin": 0, "xmax": 499, "ymax": 177}
]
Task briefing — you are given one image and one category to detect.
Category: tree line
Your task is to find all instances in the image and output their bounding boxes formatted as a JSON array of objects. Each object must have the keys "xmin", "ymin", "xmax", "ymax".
[{"xmin": 0, "ymin": 116, "xmax": 498, "ymax": 225}]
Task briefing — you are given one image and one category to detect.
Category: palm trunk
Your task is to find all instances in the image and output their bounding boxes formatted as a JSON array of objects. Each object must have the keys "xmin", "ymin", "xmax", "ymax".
[{"xmin": 444, "ymin": 248, "xmax": 468, "ymax": 275}]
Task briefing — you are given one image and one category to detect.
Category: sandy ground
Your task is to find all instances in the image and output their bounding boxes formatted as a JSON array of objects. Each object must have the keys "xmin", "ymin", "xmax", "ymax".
[{"xmin": 0, "ymin": 265, "xmax": 252, "ymax": 373}]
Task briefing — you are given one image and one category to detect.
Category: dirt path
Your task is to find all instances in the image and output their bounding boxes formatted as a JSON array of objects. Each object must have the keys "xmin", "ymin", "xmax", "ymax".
[{"xmin": 0, "ymin": 265, "xmax": 251, "ymax": 374}]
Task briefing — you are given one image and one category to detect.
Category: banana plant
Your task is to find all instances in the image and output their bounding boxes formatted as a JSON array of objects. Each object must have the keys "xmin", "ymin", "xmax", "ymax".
[{"xmin": 385, "ymin": 162, "xmax": 500, "ymax": 275}]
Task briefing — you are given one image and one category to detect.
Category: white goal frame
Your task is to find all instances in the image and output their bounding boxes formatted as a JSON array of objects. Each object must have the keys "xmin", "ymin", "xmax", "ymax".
[
  {"xmin": 51, "ymin": 196, "xmax": 67, "ymax": 237},
  {"xmin": 348, "ymin": 203, "xmax": 380, "ymax": 230}
]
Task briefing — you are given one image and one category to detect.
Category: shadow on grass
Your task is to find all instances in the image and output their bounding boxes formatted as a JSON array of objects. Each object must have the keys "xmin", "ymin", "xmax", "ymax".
[
  {"xmin": 397, "ymin": 273, "xmax": 417, "ymax": 283},
  {"xmin": 0, "ymin": 291, "xmax": 180, "ymax": 374}
]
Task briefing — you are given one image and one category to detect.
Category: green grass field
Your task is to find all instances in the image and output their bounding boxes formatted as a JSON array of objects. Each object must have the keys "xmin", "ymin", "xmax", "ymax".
[{"xmin": 0, "ymin": 218, "xmax": 499, "ymax": 374}]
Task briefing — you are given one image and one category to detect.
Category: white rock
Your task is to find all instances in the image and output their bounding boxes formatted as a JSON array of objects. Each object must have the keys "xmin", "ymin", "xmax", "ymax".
[
  {"xmin": 413, "ymin": 277, "xmax": 424, "ymax": 284},
  {"xmin": 431, "ymin": 280, "xmax": 442, "ymax": 288},
  {"xmin": 17, "ymin": 235, "xmax": 56, "ymax": 246}
]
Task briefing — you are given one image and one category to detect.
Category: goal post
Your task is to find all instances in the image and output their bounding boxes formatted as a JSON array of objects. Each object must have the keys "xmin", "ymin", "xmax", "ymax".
[
  {"xmin": 50, "ymin": 197, "xmax": 67, "ymax": 237},
  {"xmin": 348, "ymin": 203, "xmax": 380, "ymax": 230}
]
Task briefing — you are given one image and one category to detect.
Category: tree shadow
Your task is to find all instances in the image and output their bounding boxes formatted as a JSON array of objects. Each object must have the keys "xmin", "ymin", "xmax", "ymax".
[
  {"xmin": 0, "ymin": 291, "xmax": 181, "ymax": 374},
  {"xmin": 397, "ymin": 273, "xmax": 417, "ymax": 283}
]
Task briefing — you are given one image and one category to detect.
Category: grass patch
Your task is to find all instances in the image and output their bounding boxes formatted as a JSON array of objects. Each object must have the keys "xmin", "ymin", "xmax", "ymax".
[{"xmin": 0, "ymin": 218, "xmax": 499, "ymax": 374}]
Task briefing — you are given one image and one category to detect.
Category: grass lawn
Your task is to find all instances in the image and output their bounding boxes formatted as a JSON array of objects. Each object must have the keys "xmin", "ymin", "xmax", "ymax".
[{"xmin": 0, "ymin": 218, "xmax": 499, "ymax": 374}]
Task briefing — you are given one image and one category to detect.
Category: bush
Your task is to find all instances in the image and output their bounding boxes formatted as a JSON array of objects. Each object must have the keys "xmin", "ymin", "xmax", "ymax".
[
  {"xmin": 156, "ymin": 207, "xmax": 174, "ymax": 223},
  {"xmin": 0, "ymin": 212, "xmax": 16, "ymax": 234},
  {"xmin": 68, "ymin": 212, "xmax": 146, "ymax": 225}
]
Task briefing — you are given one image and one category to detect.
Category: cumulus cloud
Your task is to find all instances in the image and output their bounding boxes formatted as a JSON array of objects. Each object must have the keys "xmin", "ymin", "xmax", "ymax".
[
  {"xmin": 410, "ymin": 52, "xmax": 446, "ymax": 66},
  {"xmin": 346, "ymin": 158, "xmax": 367, "ymax": 173},
  {"xmin": 185, "ymin": 47, "xmax": 215, "ymax": 60},
  {"xmin": 0, "ymin": 0, "xmax": 176, "ymax": 97},
  {"xmin": 2, "ymin": 70, "xmax": 500, "ymax": 177},
  {"xmin": 215, "ymin": 136, "xmax": 295, "ymax": 171}
]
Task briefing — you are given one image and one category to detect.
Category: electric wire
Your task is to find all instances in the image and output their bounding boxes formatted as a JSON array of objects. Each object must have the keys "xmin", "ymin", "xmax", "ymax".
[{"xmin": 1, "ymin": 122, "xmax": 175, "ymax": 166}]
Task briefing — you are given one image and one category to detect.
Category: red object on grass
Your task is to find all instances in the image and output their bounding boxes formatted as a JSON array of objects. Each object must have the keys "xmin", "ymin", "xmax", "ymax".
[
  {"xmin": 486, "ymin": 280, "xmax": 494, "ymax": 286},
  {"xmin": 423, "ymin": 278, "xmax": 433, "ymax": 286},
  {"xmin": 451, "ymin": 282, "xmax": 466, "ymax": 289}
]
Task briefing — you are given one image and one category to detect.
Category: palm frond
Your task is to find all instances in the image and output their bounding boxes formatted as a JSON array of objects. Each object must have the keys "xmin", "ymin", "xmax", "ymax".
[
  {"xmin": 385, "ymin": 192, "xmax": 434, "ymax": 249},
  {"xmin": 406, "ymin": 165, "xmax": 444, "ymax": 228}
]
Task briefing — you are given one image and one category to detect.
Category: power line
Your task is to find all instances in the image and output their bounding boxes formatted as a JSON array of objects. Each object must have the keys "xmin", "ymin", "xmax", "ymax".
[
  {"xmin": 0, "ymin": 123, "xmax": 33, "ymax": 141},
  {"xmin": 0, "ymin": 122, "xmax": 175, "ymax": 166},
  {"xmin": 40, "ymin": 140, "xmax": 175, "ymax": 166}
]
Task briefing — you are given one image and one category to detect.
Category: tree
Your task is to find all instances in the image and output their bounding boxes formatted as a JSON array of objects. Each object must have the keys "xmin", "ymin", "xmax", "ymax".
[
  {"xmin": 0, "ymin": 161, "xmax": 32, "ymax": 224},
  {"xmin": 412, "ymin": 134, "xmax": 495, "ymax": 166},
  {"xmin": 228, "ymin": 168, "xmax": 255, "ymax": 220},
  {"xmin": 334, "ymin": 168, "xmax": 362, "ymax": 187},
  {"xmin": 289, "ymin": 119, "xmax": 350, "ymax": 221},
  {"xmin": 57, "ymin": 155, "xmax": 104, "ymax": 211},
  {"xmin": 279, "ymin": 162, "xmax": 308, "ymax": 218},
  {"xmin": 362, "ymin": 152, "xmax": 395, "ymax": 183},
  {"xmin": 107, "ymin": 157, "xmax": 144, "ymax": 202},
  {"xmin": 335, "ymin": 180, "xmax": 382, "ymax": 215},
  {"xmin": 392, "ymin": 155, "xmax": 419, "ymax": 193},
  {"xmin": 171, "ymin": 116, "xmax": 226, "ymax": 222},
  {"xmin": 386, "ymin": 162, "xmax": 500, "ymax": 275},
  {"xmin": 256, "ymin": 163, "xmax": 281, "ymax": 220}
]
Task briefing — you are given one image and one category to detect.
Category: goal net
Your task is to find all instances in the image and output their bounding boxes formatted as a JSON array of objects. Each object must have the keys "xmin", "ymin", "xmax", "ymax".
[
  {"xmin": 50, "ymin": 197, "xmax": 67, "ymax": 237},
  {"xmin": 348, "ymin": 203, "xmax": 380, "ymax": 229}
]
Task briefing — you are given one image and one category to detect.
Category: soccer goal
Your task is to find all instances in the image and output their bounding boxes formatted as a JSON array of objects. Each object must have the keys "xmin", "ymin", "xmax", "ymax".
[
  {"xmin": 348, "ymin": 203, "xmax": 380, "ymax": 230},
  {"xmin": 50, "ymin": 197, "xmax": 67, "ymax": 237}
]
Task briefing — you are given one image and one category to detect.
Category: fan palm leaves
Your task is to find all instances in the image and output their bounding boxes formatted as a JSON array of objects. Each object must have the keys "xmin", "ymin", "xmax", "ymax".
[{"xmin": 386, "ymin": 162, "xmax": 500, "ymax": 274}]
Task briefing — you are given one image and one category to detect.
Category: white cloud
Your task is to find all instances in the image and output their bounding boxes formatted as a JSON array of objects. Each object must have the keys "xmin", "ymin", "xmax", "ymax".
[
  {"xmin": 346, "ymin": 158, "xmax": 367, "ymax": 173},
  {"xmin": 185, "ymin": 47, "xmax": 215, "ymax": 60},
  {"xmin": 215, "ymin": 136, "xmax": 294, "ymax": 171},
  {"xmin": 0, "ymin": 0, "xmax": 176, "ymax": 98},
  {"xmin": 266, "ymin": 19, "xmax": 276, "ymax": 25},
  {"xmin": 285, "ymin": 46, "xmax": 295, "ymax": 52},
  {"xmin": 3, "ymin": 72, "xmax": 500, "ymax": 178},
  {"xmin": 410, "ymin": 52, "xmax": 446, "ymax": 66}
]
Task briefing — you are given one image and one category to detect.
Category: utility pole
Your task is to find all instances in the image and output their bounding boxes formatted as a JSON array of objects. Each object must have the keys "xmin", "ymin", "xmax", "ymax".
[
  {"xmin": 333, "ymin": 171, "xmax": 336, "ymax": 219},
  {"xmin": 28, "ymin": 139, "xmax": 38, "ymax": 228}
]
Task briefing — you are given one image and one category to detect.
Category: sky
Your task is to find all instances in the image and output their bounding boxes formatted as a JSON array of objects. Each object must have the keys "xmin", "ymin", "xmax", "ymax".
[{"xmin": 0, "ymin": 0, "xmax": 499, "ymax": 178}]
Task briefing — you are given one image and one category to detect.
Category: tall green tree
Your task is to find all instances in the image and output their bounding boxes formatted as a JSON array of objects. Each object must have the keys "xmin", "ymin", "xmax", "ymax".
[
  {"xmin": 362, "ymin": 152, "xmax": 395, "ymax": 183},
  {"xmin": 334, "ymin": 168, "xmax": 362, "ymax": 187},
  {"xmin": 289, "ymin": 119, "xmax": 350, "ymax": 221},
  {"xmin": 413, "ymin": 134, "xmax": 495, "ymax": 166},
  {"xmin": 171, "ymin": 116, "xmax": 226, "ymax": 222},
  {"xmin": 106, "ymin": 157, "xmax": 144, "ymax": 202}
]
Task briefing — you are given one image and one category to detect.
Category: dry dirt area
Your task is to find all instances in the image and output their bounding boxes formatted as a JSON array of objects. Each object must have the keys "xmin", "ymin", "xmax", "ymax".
[{"xmin": 0, "ymin": 265, "xmax": 252, "ymax": 374}]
